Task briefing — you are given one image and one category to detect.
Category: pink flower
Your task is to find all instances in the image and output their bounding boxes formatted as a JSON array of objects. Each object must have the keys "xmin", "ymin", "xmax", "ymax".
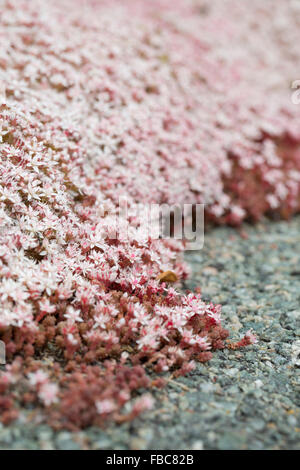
[
  {"xmin": 244, "ymin": 330, "xmax": 258, "ymax": 345},
  {"xmin": 28, "ymin": 370, "xmax": 49, "ymax": 386},
  {"xmin": 64, "ymin": 307, "xmax": 83, "ymax": 323},
  {"xmin": 38, "ymin": 383, "xmax": 59, "ymax": 407},
  {"xmin": 133, "ymin": 394, "xmax": 155, "ymax": 413},
  {"xmin": 96, "ymin": 399, "xmax": 117, "ymax": 415},
  {"xmin": 39, "ymin": 299, "xmax": 56, "ymax": 314}
]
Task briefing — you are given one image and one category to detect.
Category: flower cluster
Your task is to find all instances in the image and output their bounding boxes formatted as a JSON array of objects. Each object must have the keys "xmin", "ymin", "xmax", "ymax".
[{"xmin": 0, "ymin": 0, "xmax": 298, "ymax": 429}]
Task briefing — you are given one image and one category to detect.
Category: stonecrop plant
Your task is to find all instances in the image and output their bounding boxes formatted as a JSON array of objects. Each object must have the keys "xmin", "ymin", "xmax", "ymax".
[{"xmin": 0, "ymin": 0, "xmax": 299, "ymax": 430}]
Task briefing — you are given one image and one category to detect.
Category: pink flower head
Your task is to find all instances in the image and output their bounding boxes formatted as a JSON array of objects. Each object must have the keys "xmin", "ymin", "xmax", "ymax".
[
  {"xmin": 133, "ymin": 394, "xmax": 155, "ymax": 414},
  {"xmin": 244, "ymin": 330, "xmax": 258, "ymax": 345},
  {"xmin": 28, "ymin": 370, "xmax": 49, "ymax": 387},
  {"xmin": 96, "ymin": 399, "xmax": 117, "ymax": 415},
  {"xmin": 38, "ymin": 383, "xmax": 59, "ymax": 407}
]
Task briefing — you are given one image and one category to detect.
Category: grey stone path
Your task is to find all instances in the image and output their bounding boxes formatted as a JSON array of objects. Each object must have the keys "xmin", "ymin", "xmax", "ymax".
[{"xmin": 1, "ymin": 218, "xmax": 299, "ymax": 449}]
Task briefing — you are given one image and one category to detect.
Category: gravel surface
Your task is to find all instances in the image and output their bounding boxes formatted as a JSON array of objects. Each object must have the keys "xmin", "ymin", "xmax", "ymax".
[{"xmin": 1, "ymin": 217, "xmax": 299, "ymax": 450}]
